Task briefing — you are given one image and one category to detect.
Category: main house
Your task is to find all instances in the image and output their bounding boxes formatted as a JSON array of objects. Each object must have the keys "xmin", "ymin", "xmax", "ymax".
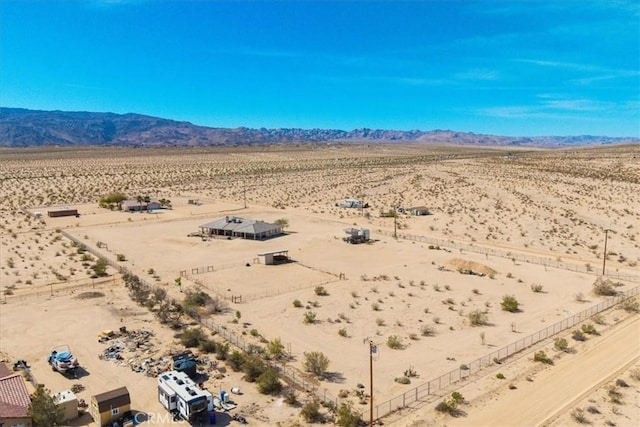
[
  {"xmin": 199, "ymin": 216, "xmax": 283, "ymax": 240},
  {"xmin": 0, "ymin": 368, "xmax": 32, "ymax": 427}
]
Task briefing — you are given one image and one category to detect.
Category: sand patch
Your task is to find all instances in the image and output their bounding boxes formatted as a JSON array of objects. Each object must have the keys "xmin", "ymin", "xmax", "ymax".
[{"xmin": 447, "ymin": 257, "xmax": 498, "ymax": 277}]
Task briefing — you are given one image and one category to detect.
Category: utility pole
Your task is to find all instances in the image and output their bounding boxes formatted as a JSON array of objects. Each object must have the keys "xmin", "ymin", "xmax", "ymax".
[
  {"xmin": 369, "ymin": 340, "xmax": 376, "ymax": 426},
  {"xmin": 243, "ymin": 178, "xmax": 247, "ymax": 209},
  {"xmin": 602, "ymin": 229, "xmax": 611, "ymax": 275},
  {"xmin": 393, "ymin": 206, "xmax": 397, "ymax": 239}
]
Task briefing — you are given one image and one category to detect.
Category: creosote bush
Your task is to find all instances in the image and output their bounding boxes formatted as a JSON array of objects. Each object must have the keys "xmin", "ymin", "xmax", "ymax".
[
  {"xmin": 533, "ymin": 350, "xmax": 553, "ymax": 365},
  {"xmin": 303, "ymin": 311, "xmax": 317, "ymax": 324},
  {"xmin": 593, "ymin": 277, "xmax": 617, "ymax": 296},
  {"xmin": 304, "ymin": 351, "xmax": 330, "ymax": 378},
  {"xmin": 301, "ymin": 400, "xmax": 322, "ymax": 423},
  {"xmin": 387, "ymin": 335, "xmax": 405, "ymax": 350},
  {"xmin": 554, "ymin": 337, "xmax": 569, "ymax": 352},
  {"xmin": 620, "ymin": 297, "xmax": 639, "ymax": 313},
  {"xmin": 435, "ymin": 392, "xmax": 464, "ymax": 416},
  {"xmin": 501, "ymin": 295, "xmax": 520, "ymax": 312},
  {"xmin": 468, "ymin": 309, "xmax": 489, "ymax": 326}
]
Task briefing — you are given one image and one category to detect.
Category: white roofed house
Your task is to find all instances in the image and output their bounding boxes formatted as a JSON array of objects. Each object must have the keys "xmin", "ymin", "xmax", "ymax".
[
  {"xmin": 199, "ymin": 216, "xmax": 283, "ymax": 240},
  {"xmin": 406, "ymin": 206, "xmax": 431, "ymax": 216}
]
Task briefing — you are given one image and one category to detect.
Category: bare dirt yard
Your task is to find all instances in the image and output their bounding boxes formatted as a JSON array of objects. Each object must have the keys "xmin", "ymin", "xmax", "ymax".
[{"xmin": 1, "ymin": 143, "xmax": 639, "ymax": 426}]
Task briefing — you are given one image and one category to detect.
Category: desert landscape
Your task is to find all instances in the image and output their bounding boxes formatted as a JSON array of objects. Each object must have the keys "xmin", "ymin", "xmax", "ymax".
[{"xmin": 1, "ymin": 143, "xmax": 639, "ymax": 426}]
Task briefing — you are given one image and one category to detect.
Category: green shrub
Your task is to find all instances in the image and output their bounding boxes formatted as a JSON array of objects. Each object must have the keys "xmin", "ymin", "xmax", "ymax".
[
  {"xmin": 303, "ymin": 351, "xmax": 330, "ymax": 378},
  {"xmin": 572, "ymin": 329, "xmax": 587, "ymax": 341},
  {"xmin": 315, "ymin": 286, "xmax": 328, "ymax": 296},
  {"xmin": 183, "ymin": 290, "xmax": 212, "ymax": 307},
  {"xmin": 266, "ymin": 338, "xmax": 285, "ymax": 360},
  {"xmin": 468, "ymin": 309, "xmax": 489, "ymax": 326},
  {"xmin": 293, "ymin": 299, "xmax": 303, "ymax": 308},
  {"xmin": 198, "ymin": 339, "xmax": 217, "ymax": 353},
  {"xmin": 242, "ymin": 354, "xmax": 266, "ymax": 382},
  {"xmin": 215, "ymin": 342, "xmax": 229, "ymax": 361},
  {"xmin": 435, "ymin": 392, "xmax": 464, "ymax": 416},
  {"xmin": 533, "ymin": 350, "xmax": 553, "ymax": 365},
  {"xmin": 227, "ymin": 350, "xmax": 245, "ymax": 371},
  {"xmin": 501, "ymin": 295, "xmax": 520, "ymax": 312},
  {"xmin": 180, "ymin": 328, "xmax": 206, "ymax": 348},
  {"xmin": 530, "ymin": 284, "xmax": 543, "ymax": 293},
  {"xmin": 621, "ymin": 297, "xmax": 639, "ymax": 313},
  {"xmin": 257, "ymin": 368, "xmax": 282, "ymax": 394},
  {"xmin": 581, "ymin": 323, "xmax": 597, "ymax": 335},
  {"xmin": 593, "ymin": 277, "xmax": 617, "ymax": 296},
  {"xmin": 421, "ymin": 325, "xmax": 436, "ymax": 337},
  {"xmin": 336, "ymin": 403, "xmax": 362, "ymax": 427},
  {"xmin": 387, "ymin": 335, "xmax": 405, "ymax": 350},
  {"xmin": 338, "ymin": 327, "xmax": 348, "ymax": 337},
  {"xmin": 301, "ymin": 400, "xmax": 322, "ymax": 423},
  {"xmin": 496, "ymin": 373, "xmax": 505, "ymax": 379},
  {"xmin": 554, "ymin": 337, "xmax": 569, "ymax": 352},
  {"xmin": 303, "ymin": 311, "xmax": 317, "ymax": 324}
]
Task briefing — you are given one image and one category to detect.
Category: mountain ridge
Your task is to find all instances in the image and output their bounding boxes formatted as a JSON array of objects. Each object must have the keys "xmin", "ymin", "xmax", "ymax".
[{"xmin": 1, "ymin": 107, "xmax": 637, "ymax": 148}]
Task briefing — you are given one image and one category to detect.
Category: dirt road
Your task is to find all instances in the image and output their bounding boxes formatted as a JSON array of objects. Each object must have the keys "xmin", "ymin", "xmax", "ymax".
[{"xmin": 444, "ymin": 315, "xmax": 640, "ymax": 427}]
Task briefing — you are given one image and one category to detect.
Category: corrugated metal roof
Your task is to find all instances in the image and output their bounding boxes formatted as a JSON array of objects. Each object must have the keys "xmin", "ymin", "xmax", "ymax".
[{"xmin": 200, "ymin": 217, "xmax": 281, "ymax": 235}]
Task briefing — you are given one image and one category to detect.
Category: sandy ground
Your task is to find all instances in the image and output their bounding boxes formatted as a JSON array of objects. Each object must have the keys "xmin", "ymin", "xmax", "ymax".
[{"xmin": 1, "ymin": 144, "xmax": 639, "ymax": 426}]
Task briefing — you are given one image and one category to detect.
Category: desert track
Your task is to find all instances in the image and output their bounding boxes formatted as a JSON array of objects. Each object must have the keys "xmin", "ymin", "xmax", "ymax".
[{"xmin": 444, "ymin": 315, "xmax": 640, "ymax": 426}]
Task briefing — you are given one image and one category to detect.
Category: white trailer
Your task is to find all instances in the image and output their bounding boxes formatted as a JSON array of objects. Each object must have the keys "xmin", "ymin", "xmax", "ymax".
[{"xmin": 157, "ymin": 370, "xmax": 213, "ymax": 421}]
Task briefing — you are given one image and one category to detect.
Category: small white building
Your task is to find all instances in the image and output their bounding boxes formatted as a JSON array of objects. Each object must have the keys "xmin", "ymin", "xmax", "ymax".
[
  {"xmin": 339, "ymin": 198, "xmax": 363, "ymax": 209},
  {"xmin": 158, "ymin": 370, "xmax": 213, "ymax": 421},
  {"xmin": 53, "ymin": 389, "xmax": 78, "ymax": 422}
]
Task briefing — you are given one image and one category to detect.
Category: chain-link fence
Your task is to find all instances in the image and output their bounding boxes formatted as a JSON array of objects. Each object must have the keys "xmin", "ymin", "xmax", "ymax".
[{"xmin": 372, "ymin": 284, "xmax": 640, "ymax": 421}]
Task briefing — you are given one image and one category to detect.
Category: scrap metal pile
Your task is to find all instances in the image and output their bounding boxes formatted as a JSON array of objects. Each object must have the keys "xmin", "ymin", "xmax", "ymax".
[
  {"xmin": 97, "ymin": 327, "xmax": 216, "ymax": 378},
  {"xmin": 98, "ymin": 327, "xmax": 172, "ymax": 376}
]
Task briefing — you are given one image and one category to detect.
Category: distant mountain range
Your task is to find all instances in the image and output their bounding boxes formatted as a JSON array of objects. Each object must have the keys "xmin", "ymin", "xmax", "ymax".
[{"xmin": 1, "ymin": 107, "xmax": 637, "ymax": 148}]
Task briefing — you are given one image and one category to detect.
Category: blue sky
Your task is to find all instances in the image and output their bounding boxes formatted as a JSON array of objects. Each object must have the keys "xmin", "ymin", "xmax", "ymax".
[{"xmin": 2, "ymin": 0, "xmax": 639, "ymax": 137}]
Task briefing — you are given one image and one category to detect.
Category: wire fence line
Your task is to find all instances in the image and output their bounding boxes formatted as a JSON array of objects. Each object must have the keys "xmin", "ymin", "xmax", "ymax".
[
  {"xmin": 190, "ymin": 276, "xmax": 339, "ymax": 303},
  {"xmin": 377, "ymin": 229, "xmax": 639, "ymax": 282},
  {"xmin": 3, "ymin": 276, "xmax": 118, "ymax": 302},
  {"xmin": 60, "ymin": 230, "xmax": 639, "ymax": 423},
  {"xmin": 372, "ymin": 284, "xmax": 640, "ymax": 422}
]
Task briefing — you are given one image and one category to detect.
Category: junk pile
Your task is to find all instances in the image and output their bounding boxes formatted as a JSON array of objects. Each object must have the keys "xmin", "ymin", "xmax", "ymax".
[
  {"xmin": 98, "ymin": 327, "xmax": 171, "ymax": 376},
  {"xmin": 98, "ymin": 327, "xmax": 216, "ymax": 378}
]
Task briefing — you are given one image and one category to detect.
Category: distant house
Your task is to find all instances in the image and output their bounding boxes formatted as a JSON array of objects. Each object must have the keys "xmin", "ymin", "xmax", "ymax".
[
  {"xmin": 199, "ymin": 216, "xmax": 283, "ymax": 240},
  {"xmin": 121, "ymin": 199, "xmax": 163, "ymax": 212},
  {"xmin": 407, "ymin": 206, "xmax": 431, "ymax": 216},
  {"xmin": 338, "ymin": 198, "xmax": 364, "ymax": 209},
  {"xmin": 89, "ymin": 386, "xmax": 131, "ymax": 427},
  {"xmin": 47, "ymin": 208, "xmax": 79, "ymax": 218},
  {"xmin": 0, "ymin": 374, "xmax": 32, "ymax": 427}
]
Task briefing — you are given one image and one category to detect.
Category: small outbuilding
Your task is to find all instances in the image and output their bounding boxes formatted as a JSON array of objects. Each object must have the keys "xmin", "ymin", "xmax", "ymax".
[
  {"xmin": 53, "ymin": 389, "xmax": 79, "ymax": 422},
  {"xmin": 89, "ymin": 386, "xmax": 131, "ymax": 427},
  {"xmin": 407, "ymin": 206, "xmax": 431, "ymax": 216},
  {"xmin": 258, "ymin": 250, "xmax": 291, "ymax": 265},
  {"xmin": 47, "ymin": 208, "xmax": 79, "ymax": 218}
]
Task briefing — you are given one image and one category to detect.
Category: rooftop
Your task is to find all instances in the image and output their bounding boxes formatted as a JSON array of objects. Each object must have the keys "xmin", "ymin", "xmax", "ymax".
[{"xmin": 0, "ymin": 374, "xmax": 31, "ymax": 419}]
